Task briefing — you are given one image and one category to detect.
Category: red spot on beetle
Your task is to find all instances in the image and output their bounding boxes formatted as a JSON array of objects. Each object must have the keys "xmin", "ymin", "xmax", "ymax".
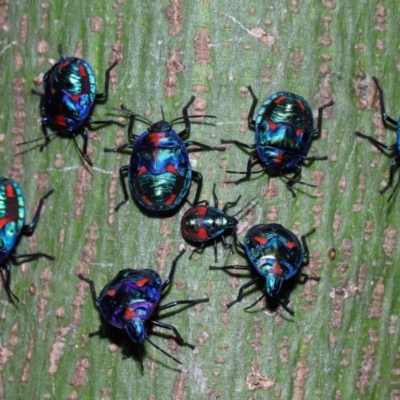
[
  {"xmin": 165, "ymin": 194, "xmax": 177, "ymax": 206},
  {"xmin": 254, "ymin": 236, "xmax": 268, "ymax": 245},
  {"xmin": 124, "ymin": 308, "xmax": 137, "ymax": 321},
  {"xmin": 274, "ymin": 95, "xmax": 286, "ymax": 104},
  {"xmin": 135, "ymin": 278, "xmax": 149, "ymax": 287},
  {"xmin": 79, "ymin": 64, "xmax": 88, "ymax": 77}
]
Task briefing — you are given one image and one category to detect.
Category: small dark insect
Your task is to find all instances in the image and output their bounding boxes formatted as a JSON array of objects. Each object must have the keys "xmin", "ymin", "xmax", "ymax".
[
  {"xmin": 78, "ymin": 249, "xmax": 209, "ymax": 368},
  {"xmin": 327, "ymin": 248, "xmax": 336, "ymax": 261},
  {"xmin": 0, "ymin": 177, "xmax": 54, "ymax": 303},
  {"xmin": 19, "ymin": 45, "xmax": 124, "ymax": 166},
  {"xmin": 181, "ymin": 183, "xmax": 257, "ymax": 261},
  {"xmin": 223, "ymin": 88, "xmax": 333, "ymax": 196},
  {"xmin": 355, "ymin": 77, "xmax": 400, "ymax": 201},
  {"xmin": 210, "ymin": 223, "xmax": 319, "ymax": 316},
  {"xmin": 105, "ymin": 97, "xmax": 224, "ymax": 214}
]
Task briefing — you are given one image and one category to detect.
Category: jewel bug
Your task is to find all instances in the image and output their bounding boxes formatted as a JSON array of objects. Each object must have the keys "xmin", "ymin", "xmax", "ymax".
[
  {"xmin": 355, "ymin": 77, "xmax": 400, "ymax": 201},
  {"xmin": 78, "ymin": 249, "xmax": 209, "ymax": 367},
  {"xmin": 210, "ymin": 223, "xmax": 319, "ymax": 316},
  {"xmin": 0, "ymin": 177, "xmax": 54, "ymax": 303},
  {"xmin": 222, "ymin": 88, "xmax": 333, "ymax": 196},
  {"xmin": 104, "ymin": 97, "xmax": 225, "ymax": 214},
  {"xmin": 181, "ymin": 183, "xmax": 257, "ymax": 261},
  {"xmin": 20, "ymin": 45, "xmax": 124, "ymax": 166}
]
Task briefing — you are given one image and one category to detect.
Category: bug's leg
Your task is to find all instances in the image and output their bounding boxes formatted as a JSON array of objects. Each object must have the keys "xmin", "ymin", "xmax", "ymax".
[
  {"xmin": 226, "ymin": 155, "xmax": 259, "ymax": 185},
  {"xmin": 221, "ymin": 235, "xmax": 234, "ymax": 256},
  {"xmin": 191, "ymin": 170, "xmax": 203, "ymax": 205},
  {"xmin": 32, "ymin": 89, "xmax": 43, "ymax": 97},
  {"xmin": 114, "ymin": 165, "xmax": 130, "ymax": 211},
  {"xmin": 22, "ymin": 189, "xmax": 54, "ymax": 233},
  {"xmin": 146, "ymin": 336, "xmax": 182, "ymax": 365},
  {"xmin": 151, "ymin": 320, "xmax": 195, "ymax": 349},
  {"xmin": 89, "ymin": 119, "xmax": 125, "ymax": 128},
  {"xmin": 280, "ymin": 299, "xmax": 295, "ymax": 316},
  {"xmin": 373, "ymin": 77, "xmax": 398, "ymax": 126},
  {"xmin": 96, "ymin": 60, "xmax": 119, "ymax": 100},
  {"xmin": 39, "ymin": 118, "xmax": 52, "ymax": 151},
  {"xmin": 302, "ymin": 155, "xmax": 328, "ymax": 162},
  {"xmin": 212, "ymin": 183, "xmax": 218, "ymax": 207},
  {"xmin": 286, "ymin": 165, "xmax": 302, "ymax": 197},
  {"xmin": 162, "ymin": 249, "xmax": 186, "ymax": 291},
  {"xmin": 157, "ymin": 298, "xmax": 209, "ymax": 313},
  {"xmin": 104, "ymin": 143, "xmax": 133, "ymax": 153},
  {"xmin": 298, "ymin": 273, "xmax": 320, "ymax": 282},
  {"xmin": 74, "ymin": 131, "xmax": 93, "ymax": 167},
  {"xmin": 233, "ymin": 230, "xmax": 246, "ymax": 252},
  {"xmin": 0, "ymin": 264, "xmax": 19, "ymax": 304},
  {"xmin": 221, "ymin": 139, "xmax": 256, "ymax": 150},
  {"xmin": 124, "ymin": 109, "xmax": 140, "ymax": 141},
  {"xmin": 244, "ymin": 293, "xmax": 265, "ymax": 311},
  {"xmin": 57, "ymin": 44, "xmax": 64, "ymax": 58},
  {"xmin": 226, "ymin": 277, "xmax": 260, "ymax": 308},
  {"xmin": 189, "ymin": 243, "xmax": 206, "ymax": 260},
  {"xmin": 12, "ymin": 252, "xmax": 55, "ymax": 261},
  {"xmin": 221, "ymin": 195, "xmax": 241, "ymax": 213},
  {"xmin": 355, "ymin": 131, "xmax": 396, "ymax": 152},
  {"xmin": 247, "ymin": 86, "xmax": 258, "ymax": 128},
  {"xmin": 185, "ymin": 140, "xmax": 225, "ymax": 152},
  {"xmin": 213, "ymin": 240, "xmax": 218, "ymax": 263},
  {"xmin": 209, "ymin": 264, "xmax": 251, "ymax": 271},
  {"xmin": 313, "ymin": 100, "xmax": 334, "ymax": 137},
  {"xmin": 300, "ymin": 227, "xmax": 316, "ymax": 259},
  {"xmin": 382, "ymin": 155, "xmax": 400, "ymax": 199},
  {"xmin": 176, "ymin": 96, "xmax": 195, "ymax": 137},
  {"xmin": 78, "ymin": 274, "xmax": 100, "ymax": 310}
]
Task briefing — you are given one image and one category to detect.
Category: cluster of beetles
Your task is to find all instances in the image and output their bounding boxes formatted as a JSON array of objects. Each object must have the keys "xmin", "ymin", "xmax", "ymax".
[{"xmin": 1, "ymin": 44, "xmax": 399, "ymax": 368}]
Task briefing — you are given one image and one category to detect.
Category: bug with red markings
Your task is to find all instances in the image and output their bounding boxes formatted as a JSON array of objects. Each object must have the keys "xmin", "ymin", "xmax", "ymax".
[
  {"xmin": 210, "ymin": 223, "xmax": 319, "ymax": 316},
  {"xmin": 181, "ymin": 184, "xmax": 257, "ymax": 261},
  {"xmin": 78, "ymin": 249, "xmax": 209, "ymax": 368},
  {"xmin": 222, "ymin": 88, "xmax": 333, "ymax": 196},
  {"xmin": 105, "ymin": 97, "xmax": 225, "ymax": 214},
  {"xmin": 20, "ymin": 45, "xmax": 123, "ymax": 166},
  {"xmin": 0, "ymin": 177, "xmax": 54, "ymax": 303}
]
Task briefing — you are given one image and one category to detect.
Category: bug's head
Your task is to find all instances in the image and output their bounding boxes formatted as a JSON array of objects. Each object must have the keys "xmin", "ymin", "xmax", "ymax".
[
  {"xmin": 148, "ymin": 120, "xmax": 172, "ymax": 133},
  {"xmin": 0, "ymin": 222, "xmax": 19, "ymax": 254},
  {"xmin": 224, "ymin": 216, "xmax": 238, "ymax": 229},
  {"xmin": 265, "ymin": 273, "xmax": 283, "ymax": 297},
  {"xmin": 125, "ymin": 317, "xmax": 147, "ymax": 344},
  {"xmin": 257, "ymin": 255, "xmax": 284, "ymax": 297}
]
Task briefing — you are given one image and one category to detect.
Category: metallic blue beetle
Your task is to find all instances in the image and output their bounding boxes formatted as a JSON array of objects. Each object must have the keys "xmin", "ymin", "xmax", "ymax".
[
  {"xmin": 20, "ymin": 45, "xmax": 123, "ymax": 166},
  {"xmin": 0, "ymin": 177, "xmax": 54, "ymax": 303},
  {"xmin": 78, "ymin": 249, "xmax": 209, "ymax": 367},
  {"xmin": 210, "ymin": 223, "xmax": 319, "ymax": 315},
  {"xmin": 181, "ymin": 183, "xmax": 257, "ymax": 261},
  {"xmin": 222, "ymin": 88, "xmax": 333, "ymax": 196},
  {"xmin": 355, "ymin": 77, "xmax": 400, "ymax": 201},
  {"xmin": 105, "ymin": 97, "xmax": 224, "ymax": 214}
]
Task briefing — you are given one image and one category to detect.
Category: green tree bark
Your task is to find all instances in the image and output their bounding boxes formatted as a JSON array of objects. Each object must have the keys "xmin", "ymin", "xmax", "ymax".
[{"xmin": 1, "ymin": 1, "xmax": 399, "ymax": 399}]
